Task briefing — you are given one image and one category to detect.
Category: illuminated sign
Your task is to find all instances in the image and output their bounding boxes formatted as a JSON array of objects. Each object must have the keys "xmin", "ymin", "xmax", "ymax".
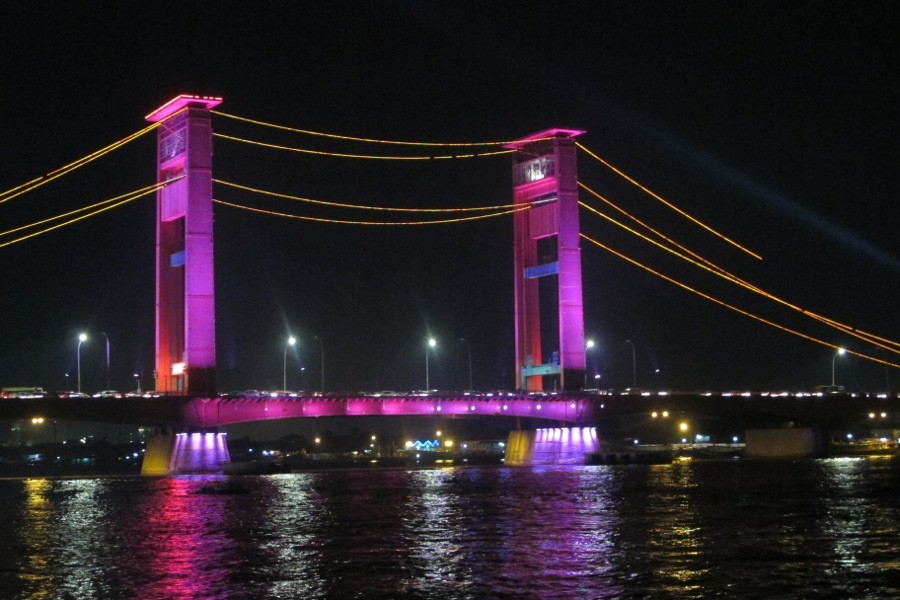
[
  {"xmin": 513, "ymin": 156, "xmax": 554, "ymax": 185},
  {"xmin": 410, "ymin": 440, "xmax": 440, "ymax": 451},
  {"xmin": 171, "ymin": 362, "xmax": 186, "ymax": 376}
]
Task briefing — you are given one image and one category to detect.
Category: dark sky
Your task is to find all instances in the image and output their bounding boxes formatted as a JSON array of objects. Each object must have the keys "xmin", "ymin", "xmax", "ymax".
[{"xmin": 1, "ymin": 1, "xmax": 897, "ymax": 395}]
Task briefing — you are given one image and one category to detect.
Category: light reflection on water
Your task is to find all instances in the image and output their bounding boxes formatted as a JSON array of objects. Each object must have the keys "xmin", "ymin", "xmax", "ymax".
[{"xmin": 1, "ymin": 459, "xmax": 898, "ymax": 599}]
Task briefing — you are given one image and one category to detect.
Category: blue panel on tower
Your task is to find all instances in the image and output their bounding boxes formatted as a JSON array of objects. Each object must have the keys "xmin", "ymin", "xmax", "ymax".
[{"xmin": 525, "ymin": 261, "xmax": 559, "ymax": 279}]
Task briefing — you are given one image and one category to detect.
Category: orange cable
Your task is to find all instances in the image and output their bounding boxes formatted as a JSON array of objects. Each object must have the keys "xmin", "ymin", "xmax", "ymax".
[
  {"xmin": 580, "ymin": 233, "xmax": 899, "ymax": 369},
  {"xmin": 576, "ymin": 142, "xmax": 762, "ymax": 260}
]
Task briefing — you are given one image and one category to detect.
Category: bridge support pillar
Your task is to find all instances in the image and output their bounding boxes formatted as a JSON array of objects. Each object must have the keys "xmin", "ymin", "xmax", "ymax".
[
  {"xmin": 146, "ymin": 95, "xmax": 223, "ymax": 395},
  {"xmin": 141, "ymin": 431, "xmax": 230, "ymax": 475},
  {"xmin": 744, "ymin": 428, "xmax": 819, "ymax": 458},
  {"xmin": 504, "ymin": 426, "xmax": 599, "ymax": 465},
  {"xmin": 508, "ymin": 129, "xmax": 587, "ymax": 392}
]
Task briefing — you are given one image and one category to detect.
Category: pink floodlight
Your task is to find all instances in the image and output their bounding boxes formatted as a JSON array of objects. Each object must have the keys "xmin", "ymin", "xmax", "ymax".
[
  {"xmin": 145, "ymin": 95, "xmax": 223, "ymax": 122},
  {"xmin": 503, "ymin": 128, "xmax": 585, "ymax": 150}
]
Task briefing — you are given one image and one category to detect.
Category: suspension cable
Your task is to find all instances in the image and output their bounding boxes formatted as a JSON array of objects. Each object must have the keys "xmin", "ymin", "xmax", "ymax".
[
  {"xmin": 213, "ymin": 179, "xmax": 532, "ymax": 213},
  {"xmin": 0, "ymin": 122, "xmax": 160, "ymax": 206},
  {"xmin": 579, "ymin": 181, "xmax": 730, "ymax": 276},
  {"xmin": 577, "ymin": 142, "xmax": 762, "ymax": 260},
  {"xmin": 0, "ymin": 180, "xmax": 176, "ymax": 239},
  {"xmin": 0, "ymin": 185, "xmax": 161, "ymax": 249},
  {"xmin": 213, "ymin": 198, "xmax": 529, "ymax": 225},
  {"xmin": 212, "ymin": 110, "xmax": 548, "ymax": 147},
  {"xmin": 213, "ymin": 133, "xmax": 513, "ymax": 161},
  {"xmin": 578, "ymin": 182, "xmax": 896, "ymax": 349},
  {"xmin": 580, "ymin": 233, "xmax": 900, "ymax": 370},
  {"xmin": 578, "ymin": 198, "xmax": 900, "ymax": 354}
]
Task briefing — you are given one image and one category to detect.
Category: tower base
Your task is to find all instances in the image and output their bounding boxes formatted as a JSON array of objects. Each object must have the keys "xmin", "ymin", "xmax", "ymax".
[
  {"xmin": 141, "ymin": 432, "xmax": 231, "ymax": 475},
  {"xmin": 505, "ymin": 427, "xmax": 599, "ymax": 465}
]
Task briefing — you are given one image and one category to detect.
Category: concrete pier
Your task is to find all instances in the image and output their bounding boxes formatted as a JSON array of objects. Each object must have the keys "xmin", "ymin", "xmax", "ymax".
[
  {"xmin": 744, "ymin": 428, "xmax": 817, "ymax": 458},
  {"xmin": 505, "ymin": 427, "xmax": 600, "ymax": 465},
  {"xmin": 141, "ymin": 431, "xmax": 230, "ymax": 475}
]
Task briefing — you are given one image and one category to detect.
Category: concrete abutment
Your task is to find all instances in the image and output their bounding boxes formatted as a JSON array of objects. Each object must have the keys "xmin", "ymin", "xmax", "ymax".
[{"xmin": 140, "ymin": 431, "xmax": 230, "ymax": 475}]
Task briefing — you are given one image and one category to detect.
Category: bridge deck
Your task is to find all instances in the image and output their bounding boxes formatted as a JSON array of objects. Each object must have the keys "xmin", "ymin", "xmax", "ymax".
[{"xmin": 2, "ymin": 391, "xmax": 897, "ymax": 429}]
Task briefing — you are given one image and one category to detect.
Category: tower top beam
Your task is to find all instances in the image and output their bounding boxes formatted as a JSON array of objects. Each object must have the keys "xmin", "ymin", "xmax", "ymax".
[
  {"xmin": 145, "ymin": 95, "xmax": 223, "ymax": 122},
  {"xmin": 504, "ymin": 128, "xmax": 585, "ymax": 150}
]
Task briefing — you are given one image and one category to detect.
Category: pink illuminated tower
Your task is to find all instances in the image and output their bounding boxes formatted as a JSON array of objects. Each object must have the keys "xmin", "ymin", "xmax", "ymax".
[
  {"xmin": 146, "ymin": 95, "xmax": 222, "ymax": 394},
  {"xmin": 508, "ymin": 129, "xmax": 586, "ymax": 391}
]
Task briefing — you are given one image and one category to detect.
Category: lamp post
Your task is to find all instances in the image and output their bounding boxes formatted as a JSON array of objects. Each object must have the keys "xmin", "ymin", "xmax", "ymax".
[
  {"xmin": 101, "ymin": 332, "xmax": 110, "ymax": 391},
  {"xmin": 679, "ymin": 420, "xmax": 691, "ymax": 447},
  {"xmin": 134, "ymin": 372, "xmax": 141, "ymax": 394},
  {"xmin": 832, "ymin": 347, "xmax": 846, "ymax": 387},
  {"xmin": 584, "ymin": 339, "xmax": 595, "ymax": 388},
  {"xmin": 624, "ymin": 339, "xmax": 637, "ymax": 389},
  {"xmin": 425, "ymin": 337, "xmax": 437, "ymax": 390},
  {"xmin": 76, "ymin": 333, "xmax": 87, "ymax": 393},
  {"xmin": 313, "ymin": 335, "xmax": 325, "ymax": 393},
  {"xmin": 459, "ymin": 337, "xmax": 473, "ymax": 391},
  {"xmin": 284, "ymin": 336, "xmax": 297, "ymax": 391},
  {"xmin": 64, "ymin": 372, "xmax": 69, "ymax": 391}
]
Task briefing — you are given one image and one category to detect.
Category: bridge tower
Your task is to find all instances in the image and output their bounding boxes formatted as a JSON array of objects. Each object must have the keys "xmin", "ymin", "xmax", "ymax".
[
  {"xmin": 146, "ymin": 95, "xmax": 222, "ymax": 394},
  {"xmin": 509, "ymin": 129, "xmax": 586, "ymax": 392}
]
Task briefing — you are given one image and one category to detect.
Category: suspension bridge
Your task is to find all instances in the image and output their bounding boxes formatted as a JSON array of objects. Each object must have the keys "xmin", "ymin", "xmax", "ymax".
[{"xmin": 2, "ymin": 95, "xmax": 897, "ymax": 472}]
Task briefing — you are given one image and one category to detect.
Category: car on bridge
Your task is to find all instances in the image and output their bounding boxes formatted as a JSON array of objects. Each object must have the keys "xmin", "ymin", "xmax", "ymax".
[
  {"xmin": 221, "ymin": 390, "xmax": 262, "ymax": 399},
  {"xmin": 815, "ymin": 385, "xmax": 846, "ymax": 393},
  {"xmin": 93, "ymin": 390, "xmax": 122, "ymax": 398},
  {"xmin": 1, "ymin": 387, "xmax": 47, "ymax": 398}
]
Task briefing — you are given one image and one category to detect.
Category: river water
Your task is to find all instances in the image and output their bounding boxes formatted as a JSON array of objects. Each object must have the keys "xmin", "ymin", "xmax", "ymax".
[{"xmin": 0, "ymin": 458, "xmax": 897, "ymax": 599}]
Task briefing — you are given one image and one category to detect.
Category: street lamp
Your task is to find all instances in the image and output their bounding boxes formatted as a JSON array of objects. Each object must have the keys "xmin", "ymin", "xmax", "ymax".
[
  {"xmin": 584, "ymin": 339, "xmax": 595, "ymax": 388},
  {"xmin": 679, "ymin": 420, "xmax": 690, "ymax": 446},
  {"xmin": 76, "ymin": 333, "xmax": 87, "ymax": 393},
  {"xmin": 624, "ymin": 339, "xmax": 637, "ymax": 389},
  {"xmin": 832, "ymin": 347, "xmax": 846, "ymax": 387},
  {"xmin": 459, "ymin": 338, "xmax": 473, "ymax": 391},
  {"xmin": 313, "ymin": 335, "xmax": 325, "ymax": 393},
  {"xmin": 425, "ymin": 338, "xmax": 437, "ymax": 390},
  {"xmin": 101, "ymin": 332, "xmax": 110, "ymax": 391},
  {"xmin": 134, "ymin": 372, "xmax": 141, "ymax": 394},
  {"xmin": 283, "ymin": 336, "xmax": 297, "ymax": 391}
]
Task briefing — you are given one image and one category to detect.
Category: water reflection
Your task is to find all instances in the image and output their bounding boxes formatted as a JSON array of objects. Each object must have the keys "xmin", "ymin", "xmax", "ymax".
[
  {"xmin": 258, "ymin": 473, "xmax": 328, "ymax": 598},
  {"xmin": 0, "ymin": 460, "xmax": 898, "ymax": 598},
  {"xmin": 19, "ymin": 478, "xmax": 113, "ymax": 599},
  {"xmin": 21, "ymin": 478, "xmax": 53, "ymax": 599},
  {"xmin": 644, "ymin": 462, "xmax": 706, "ymax": 593},
  {"xmin": 405, "ymin": 469, "xmax": 467, "ymax": 594},
  {"xmin": 816, "ymin": 457, "xmax": 900, "ymax": 592},
  {"xmin": 135, "ymin": 477, "xmax": 235, "ymax": 599}
]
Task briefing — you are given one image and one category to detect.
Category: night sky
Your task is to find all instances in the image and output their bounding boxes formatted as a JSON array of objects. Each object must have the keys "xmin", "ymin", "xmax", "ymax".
[{"xmin": 1, "ymin": 1, "xmax": 897, "ymax": 396}]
